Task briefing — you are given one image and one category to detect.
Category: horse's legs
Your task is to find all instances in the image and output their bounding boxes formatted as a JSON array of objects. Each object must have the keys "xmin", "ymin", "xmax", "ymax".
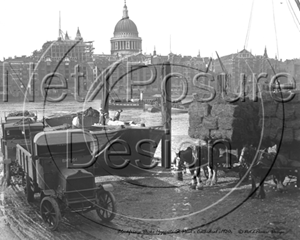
[
  {"xmin": 276, "ymin": 172, "xmax": 285, "ymax": 192},
  {"xmin": 249, "ymin": 173, "xmax": 257, "ymax": 198},
  {"xmin": 190, "ymin": 169, "xmax": 196, "ymax": 189},
  {"xmin": 257, "ymin": 178, "xmax": 266, "ymax": 199},
  {"xmin": 202, "ymin": 167, "xmax": 209, "ymax": 179},
  {"xmin": 210, "ymin": 165, "xmax": 218, "ymax": 186},
  {"xmin": 206, "ymin": 166, "xmax": 212, "ymax": 185},
  {"xmin": 195, "ymin": 167, "xmax": 203, "ymax": 190}
]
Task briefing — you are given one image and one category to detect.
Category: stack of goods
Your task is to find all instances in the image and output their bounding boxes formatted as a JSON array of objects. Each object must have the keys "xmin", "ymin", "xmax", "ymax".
[
  {"xmin": 188, "ymin": 93, "xmax": 260, "ymax": 149},
  {"xmin": 258, "ymin": 91, "xmax": 300, "ymax": 155}
]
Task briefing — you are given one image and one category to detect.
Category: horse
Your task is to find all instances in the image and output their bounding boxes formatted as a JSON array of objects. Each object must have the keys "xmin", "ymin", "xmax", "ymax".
[
  {"xmin": 173, "ymin": 146, "xmax": 205, "ymax": 190},
  {"xmin": 172, "ymin": 142, "xmax": 222, "ymax": 189},
  {"xmin": 239, "ymin": 145, "xmax": 286, "ymax": 199}
]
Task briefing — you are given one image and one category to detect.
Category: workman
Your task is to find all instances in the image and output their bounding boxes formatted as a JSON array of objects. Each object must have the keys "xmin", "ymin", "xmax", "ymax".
[
  {"xmin": 113, "ymin": 109, "xmax": 123, "ymax": 121},
  {"xmin": 99, "ymin": 108, "xmax": 105, "ymax": 124}
]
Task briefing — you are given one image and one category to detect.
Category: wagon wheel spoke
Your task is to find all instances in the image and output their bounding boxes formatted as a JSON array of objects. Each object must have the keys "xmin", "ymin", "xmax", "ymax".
[
  {"xmin": 104, "ymin": 210, "xmax": 109, "ymax": 218},
  {"xmin": 96, "ymin": 191, "xmax": 116, "ymax": 222},
  {"xmin": 42, "ymin": 204, "xmax": 56, "ymax": 223},
  {"xmin": 40, "ymin": 197, "xmax": 61, "ymax": 231},
  {"xmin": 101, "ymin": 196, "xmax": 112, "ymax": 210},
  {"xmin": 99, "ymin": 209, "xmax": 107, "ymax": 217},
  {"xmin": 43, "ymin": 204, "xmax": 53, "ymax": 215}
]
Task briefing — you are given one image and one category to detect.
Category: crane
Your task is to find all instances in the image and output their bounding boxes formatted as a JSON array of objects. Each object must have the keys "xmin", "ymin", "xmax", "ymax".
[{"xmin": 215, "ymin": 51, "xmax": 230, "ymax": 94}]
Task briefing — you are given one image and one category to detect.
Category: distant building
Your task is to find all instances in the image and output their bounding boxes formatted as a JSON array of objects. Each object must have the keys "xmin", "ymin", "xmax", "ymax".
[
  {"xmin": 2, "ymin": 1, "xmax": 299, "ymax": 102},
  {"xmin": 110, "ymin": 2, "xmax": 142, "ymax": 56},
  {"xmin": 213, "ymin": 48, "xmax": 287, "ymax": 93},
  {"xmin": 0, "ymin": 28, "xmax": 95, "ymax": 100},
  {"xmin": 32, "ymin": 28, "xmax": 95, "ymax": 95},
  {"xmin": 282, "ymin": 59, "xmax": 300, "ymax": 89},
  {"xmin": 0, "ymin": 55, "xmax": 34, "ymax": 98}
]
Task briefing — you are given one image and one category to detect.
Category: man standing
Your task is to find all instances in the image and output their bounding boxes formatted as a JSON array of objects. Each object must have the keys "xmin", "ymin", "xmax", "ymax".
[
  {"xmin": 99, "ymin": 108, "xmax": 105, "ymax": 124},
  {"xmin": 113, "ymin": 109, "xmax": 123, "ymax": 121}
]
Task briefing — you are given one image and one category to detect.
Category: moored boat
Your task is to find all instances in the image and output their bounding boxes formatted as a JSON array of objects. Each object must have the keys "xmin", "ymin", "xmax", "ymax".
[
  {"xmin": 43, "ymin": 107, "xmax": 99, "ymax": 128},
  {"xmin": 43, "ymin": 107, "xmax": 165, "ymax": 175},
  {"xmin": 2, "ymin": 110, "xmax": 38, "ymax": 124},
  {"xmin": 109, "ymin": 99, "xmax": 144, "ymax": 110},
  {"xmin": 171, "ymin": 107, "xmax": 188, "ymax": 114}
]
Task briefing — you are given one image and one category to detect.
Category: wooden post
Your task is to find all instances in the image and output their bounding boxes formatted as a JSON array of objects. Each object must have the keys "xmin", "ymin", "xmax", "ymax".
[
  {"xmin": 101, "ymin": 69, "xmax": 109, "ymax": 125},
  {"xmin": 3, "ymin": 70, "xmax": 9, "ymax": 102},
  {"xmin": 161, "ymin": 61, "xmax": 171, "ymax": 169},
  {"xmin": 297, "ymin": 168, "xmax": 300, "ymax": 188},
  {"xmin": 4, "ymin": 144, "xmax": 11, "ymax": 186}
]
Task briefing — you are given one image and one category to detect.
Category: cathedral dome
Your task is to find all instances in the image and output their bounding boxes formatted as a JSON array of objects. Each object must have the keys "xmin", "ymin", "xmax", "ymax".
[
  {"xmin": 114, "ymin": 18, "xmax": 138, "ymax": 36},
  {"xmin": 113, "ymin": 2, "xmax": 139, "ymax": 37},
  {"xmin": 110, "ymin": 1, "xmax": 142, "ymax": 56}
]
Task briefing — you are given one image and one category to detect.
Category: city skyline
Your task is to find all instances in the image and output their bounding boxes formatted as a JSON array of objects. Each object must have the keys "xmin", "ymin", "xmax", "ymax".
[{"xmin": 1, "ymin": 0, "xmax": 300, "ymax": 61}]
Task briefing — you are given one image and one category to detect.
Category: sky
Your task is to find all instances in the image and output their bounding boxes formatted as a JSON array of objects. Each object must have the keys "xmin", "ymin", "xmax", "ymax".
[{"xmin": 1, "ymin": 0, "xmax": 300, "ymax": 61}]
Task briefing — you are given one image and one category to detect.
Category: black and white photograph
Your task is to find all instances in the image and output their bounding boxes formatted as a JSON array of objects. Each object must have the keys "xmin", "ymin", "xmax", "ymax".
[{"xmin": 0, "ymin": 0, "xmax": 300, "ymax": 239}]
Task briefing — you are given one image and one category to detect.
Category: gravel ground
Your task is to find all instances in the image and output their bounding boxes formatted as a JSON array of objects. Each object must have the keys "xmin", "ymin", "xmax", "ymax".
[
  {"xmin": 1, "ymin": 164, "xmax": 300, "ymax": 240},
  {"xmin": 94, "ymin": 167, "xmax": 300, "ymax": 240}
]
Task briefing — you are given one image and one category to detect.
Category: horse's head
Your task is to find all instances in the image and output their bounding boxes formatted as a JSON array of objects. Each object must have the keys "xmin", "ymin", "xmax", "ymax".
[
  {"xmin": 239, "ymin": 145, "xmax": 256, "ymax": 166},
  {"xmin": 172, "ymin": 148, "xmax": 191, "ymax": 172}
]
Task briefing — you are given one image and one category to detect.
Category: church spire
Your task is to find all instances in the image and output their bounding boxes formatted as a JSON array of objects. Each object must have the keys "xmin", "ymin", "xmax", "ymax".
[
  {"xmin": 123, "ymin": 0, "xmax": 129, "ymax": 19},
  {"xmin": 263, "ymin": 46, "xmax": 268, "ymax": 58},
  {"xmin": 197, "ymin": 50, "xmax": 201, "ymax": 58},
  {"xmin": 65, "ymin": 31, "xmax": 70, "ymax": 40},
  {"xmin": 75, "ymin": 27, "xmax": 82, "ymax": 40}
]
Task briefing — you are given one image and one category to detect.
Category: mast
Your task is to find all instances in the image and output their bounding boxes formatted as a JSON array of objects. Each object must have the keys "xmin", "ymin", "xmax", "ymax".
[
  {"xmin": 170, "ymin": 35, "xmax": 172, "ymax": 53},
  {"xmin": 126, "ymin": 65, "xmax": 132, "ymax": 101},
  {"xmin": 101, "ymin": 68, "xmax": 109, "ymax": 124},
  {"xmin": 58, "ymin": 11, "xmax": 64, "ymax": 40},
  {"xmin": 59, "ymin": 11, "xmax": 61, "ymax": 38}
]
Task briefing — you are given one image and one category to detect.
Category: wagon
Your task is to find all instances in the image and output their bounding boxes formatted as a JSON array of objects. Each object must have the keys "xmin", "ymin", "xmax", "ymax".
[
  {"xmin": 15, "ymin": 129, "xmax": 117, "ymax": 231},
  {"xmin": 1, "ymin": 114, "xmax": 43, "ymax": 184}
]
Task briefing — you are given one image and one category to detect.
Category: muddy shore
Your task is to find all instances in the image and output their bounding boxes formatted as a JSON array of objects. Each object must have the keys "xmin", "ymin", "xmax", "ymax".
[{"xmin": 1, "ymin": 165, "xmax": 300, "ymax": 240}]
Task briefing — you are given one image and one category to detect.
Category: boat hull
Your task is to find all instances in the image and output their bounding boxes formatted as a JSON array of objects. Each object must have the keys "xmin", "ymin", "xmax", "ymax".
[
  {"xmin": 44, "ymin": 113, "xmax": 164, "ymax": 176},
  {"xmin": 90, "ymin": 126, "xmax": 164, "ymax": 176}
]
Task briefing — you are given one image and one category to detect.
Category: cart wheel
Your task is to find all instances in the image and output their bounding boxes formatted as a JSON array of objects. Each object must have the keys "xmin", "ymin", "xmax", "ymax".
[
  {"xmin": 25, "ymin": 174, "xmax": 34, "ymax": 202},
  {"xmin": 96, "ymin": 190, "xmax": 116, "ymax": 222},
  {"xmin": 40, "ymin": 196, "xmax": 61, "ymax": 231}
]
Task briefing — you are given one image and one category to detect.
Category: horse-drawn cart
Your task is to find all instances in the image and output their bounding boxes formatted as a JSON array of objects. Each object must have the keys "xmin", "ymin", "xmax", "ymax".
[{"xmin": 15, "ymin": 129, "xmax": 116, "ymax": 231}]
